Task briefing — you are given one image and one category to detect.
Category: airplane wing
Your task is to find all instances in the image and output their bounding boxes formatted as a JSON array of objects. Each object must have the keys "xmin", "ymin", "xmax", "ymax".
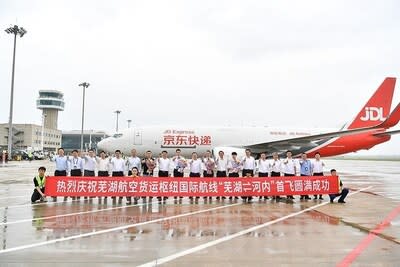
[
  {"xmin": 373, "ymin": 130, "xmax": 400, "ymax": 137},
  {"xmin": 245, "ymin": 102, "xmax": 400, "ymax": 153}
]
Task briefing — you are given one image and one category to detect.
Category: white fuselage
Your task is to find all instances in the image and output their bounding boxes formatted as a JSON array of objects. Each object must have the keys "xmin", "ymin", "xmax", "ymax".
[{"xmin": 97, "ymin": 126, "xmax": 334, "ymax": 158}]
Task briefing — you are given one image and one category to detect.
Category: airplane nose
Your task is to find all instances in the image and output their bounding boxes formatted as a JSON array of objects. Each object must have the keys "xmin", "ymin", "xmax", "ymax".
[{"xmin": 97, "ymin": 139, "xmax": 108, "ymax": 152}]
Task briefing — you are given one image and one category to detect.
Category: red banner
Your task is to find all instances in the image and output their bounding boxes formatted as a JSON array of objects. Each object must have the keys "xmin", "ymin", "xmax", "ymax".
[{"xmin": 45, "ymin": 176, "xmax": 340, "ymax": 197}]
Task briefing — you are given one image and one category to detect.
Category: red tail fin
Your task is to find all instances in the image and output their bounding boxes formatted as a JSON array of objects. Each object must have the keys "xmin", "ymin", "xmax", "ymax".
[{"xmin": 347, "ymin": 77, "xmax": 396, "ymax": 129}]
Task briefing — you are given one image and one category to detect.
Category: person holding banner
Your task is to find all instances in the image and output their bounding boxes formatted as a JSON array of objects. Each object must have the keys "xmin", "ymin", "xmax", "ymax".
[
  {"xmin": 329, "ymin": 169, "xmax": 349, "ymax": 203},
  {"xmin": 172, "ymin": 149, "xmax": 186, "ymax": 178},
  {"xmin": 68, "ymin": 150, "xmax": 84, "ymax": 200},
  {"xmin": 82, "ymin": 149, "xmax": 97, "ymax": 199},
  {"xmin": 189, "ymin": 152, "xmax": 202, "ymax": 200},
  {"xmin": 283, "ymin": 150, "xmax": 296, "ymax": 200},
  {"xmin": 215, "ymin": 150, "xmax": 228, "ymax": 200},
  {"xmin": 241, "ymin": 149, "xmax": 256, "ymax": 202},
  {"xmin": 54, "ymin": 148, "xmax": 69, "ymax": 176},
  {"xmin": 110, "ymin": 150, "xmax": 125, "ymax": 201},
  {"xmin": 227, "ymin": 152, "xmax": 241, "ymax": 178},
  {"xmin": 299, "ymin": 153, "xmax": 312, "ymax": 200},
  {"xmin": 31, "ymin": 166, "xmax": 47, "ymax": 204},
  {"xmin": 97, "ymin": 151, "xmax": 110, "ymax": 177},
  {"xmin": 53, "ymin": 148, "xmax": 69, "ymax": 201},
  {"xmin": 157, "ymin": 151, "xmax": 171, "ymax": 202},
  {"xmin": 96, "ymin": 151, "xmax": 110, "ymax": 201},
  {"xmin": 172, "ymin": 149, "xmax": 186, "ymax": 200},
  {"xmin": 69, "ymin": 150, "xmax": 84, "ymax": 177},
  {"xmin": 202, "ymin": 150, "xmax": 215, "ymax": 200},
  {"xmin": 202, "ymin": 150, "xmax": 215, "ymax": 177},
  {"xmin": 269, "ymin": 152, "xmax": 282, "ymax": 200},
  {"xmin": 141, "ymin": 150, "xmax": 156, "ymax": 177},
  {"xmin": 126, "ymin": 148, "xmax": 141, "ymax": 176},
  {"xmin": 257, "ymin": 152, "xmax": 269, "ymax": 200},
  {"xmin": 312, "ymin": 152, "xmax": 325, "ymax": 200},
  {"xmin": 83, "ymin": 149, "xmax": 97, "ymax": 177},
  {"xmin": 227, "ymin": 152, "xmax": 240, "ymax": 200}
]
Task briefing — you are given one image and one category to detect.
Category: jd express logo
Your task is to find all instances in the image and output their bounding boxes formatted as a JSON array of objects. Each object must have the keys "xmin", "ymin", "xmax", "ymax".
[{"xmin": 360, "ymin": 107, "xmax": 386, "ymax": 121}]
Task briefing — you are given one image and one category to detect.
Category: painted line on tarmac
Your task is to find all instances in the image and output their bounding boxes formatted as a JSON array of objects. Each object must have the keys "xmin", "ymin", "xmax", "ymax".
[
  {"xmin": 0, "ymin": 202, "xmax": 242, "ymax": 254},
  {"xmin": 137, "ymin": 186, "xmax": 373, "ymax": 267},
  {"xmin": 0, "ymin": 197, "xmax": 92, "ymax": 209},
  {"xmin": 0, "ymin": 195, "xmax": 27, "ymax": 200},
  {"xmin": 337, "ymin": 204, "xmax": 400, "ymax": 267},
  {"xmin": 1, "ymin": 198, "xmax": 182, "ymax": 226}
]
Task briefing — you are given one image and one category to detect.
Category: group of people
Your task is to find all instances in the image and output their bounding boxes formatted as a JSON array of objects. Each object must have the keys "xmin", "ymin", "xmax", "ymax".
[{"xmin": 31, "ymin": 147, "xmax": 349, "ymax": 204}]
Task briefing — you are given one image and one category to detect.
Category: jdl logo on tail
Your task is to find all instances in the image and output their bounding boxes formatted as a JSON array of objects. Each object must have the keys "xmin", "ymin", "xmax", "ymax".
[{"xmin": 360, "ymin": 107, "xmax": 386, "ymax": 121}]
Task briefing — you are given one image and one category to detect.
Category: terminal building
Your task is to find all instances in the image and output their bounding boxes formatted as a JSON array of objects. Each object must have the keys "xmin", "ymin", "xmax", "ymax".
[
  {"xmin": 0, "ymin": 90, "xmax": 64, "ymax": 153},
  {"xmin": 61, "ymin": 130, "xmax": 109, "ymax": 153}
]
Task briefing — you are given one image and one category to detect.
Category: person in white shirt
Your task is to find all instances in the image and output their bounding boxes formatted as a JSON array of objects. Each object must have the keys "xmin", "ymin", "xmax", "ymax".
[
  {"xmin": 189, "ymin": 152, "xmax": 202, "ymax": 200},
  {"xmin": 54, "ymin": 147, "xmax": 69, "ymax": 176},
  {"xmin": 126, "ymin": 148, "xmax": 141, "ymax": 176},
  {"xmin": 81, "ymin": 149, "xmax": 97, "ymax": 199},
  {"xmin": 52, "ymin": 147, "xmax": 69, "ymax": 201},
  {"xmin": 202, "ymin": 150, "xmax": 215, "ymax": 177},
  {"xmin": 227, "ymin": 152, "xmax": 241, "ymax": 200},
  {"xmin": 97, "ymin": 151, "xmax": 110, "ymax": 177},
  {"xmin": 257, "ymin": 152, "xmax": 269, "ymax": 200},
  {"xmin": 227, "ymin": 152, "xmax": 241, "ymax": 178},
  {"xmin": 269, "ymin": 152, "xmax": 282, "ymax": 200},
  {"xmin": 158, "ymin": 151, "xmax": 171, "ymax": 202},
  {"xmin": 241, "ymin": 149, "xmax": 255, "ymax": 202},
  {"xmin": 83, "ymin": 149, "xmax": 97, "ymax": 177},
  {"xmin": 202, "ymin": 150, "xmax": 215, "ymax": 200},
  {"xmin": 69, "ymin": 150, "xmax": 83, "ymax": 177},
  {"xmin": 283, "ymin": 150, "xmax": 296, "ymax": 200},
  {"xmin": 215, "ymin": 150, "xmax": 228, "ymax": 177},
  {"xmin": 172, "ymin": 149, "xmax": 186, "ymax": 200},
  {"xmin": 172, "ymin": 149, "xmax": 186, "ymax": 178},
  {"xmin": 312, "ymin": 152, "xmax": 325, "ymax": 200},
  {"xmin": 157, "ymin": 151, "xmax": 171, "ymax": 177},
  {"xmin": 215, "ymin": 150, "xmax": 228, "ymax": 200},
  {"xmin": 258, "ymin": 153, "xmax": 269, "ymax": 177},
  {"xmin": 241, "ymin": 149, "xmax": 256, "ymax": 177},
  {"xmin": 68, "ymin": 149, "xmax": 84, "ymax": 200},
  {"xmin": 109, "ymin": 150, "xmax": 125, "ymax": 201},
  {"xmin": 269, "ymin": 152, "xmax": 282, "ymax": 177},
  {"xmin": 110, "ymin": 150, "xmax": 125, "ymax": 177}
]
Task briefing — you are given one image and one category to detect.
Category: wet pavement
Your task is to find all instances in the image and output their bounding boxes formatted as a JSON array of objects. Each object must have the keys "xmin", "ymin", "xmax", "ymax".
[{"xmin": 0, "ymin": 159, "xmax": 399, "ymax": 266}]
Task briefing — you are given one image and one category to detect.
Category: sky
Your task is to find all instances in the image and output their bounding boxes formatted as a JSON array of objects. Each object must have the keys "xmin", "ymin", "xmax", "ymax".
[{"xmin": 0, "ymin": 0, "xmax": 399, "ymax": 155}]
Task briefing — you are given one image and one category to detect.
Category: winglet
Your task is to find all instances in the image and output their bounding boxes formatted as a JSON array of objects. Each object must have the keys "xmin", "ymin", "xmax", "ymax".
[
  {"xmin": 378, "ymin": 102, "xmax": 400, "ymax": 129},
  {"xmin": 347, "ymin": 77, "xmax": 396, "ymax": 129}
]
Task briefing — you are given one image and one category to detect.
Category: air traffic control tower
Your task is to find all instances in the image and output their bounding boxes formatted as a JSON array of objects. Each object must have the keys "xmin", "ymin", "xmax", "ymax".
[{"xmin": 36, "ymin": 90, "xmax": 65, "ymax": 129}]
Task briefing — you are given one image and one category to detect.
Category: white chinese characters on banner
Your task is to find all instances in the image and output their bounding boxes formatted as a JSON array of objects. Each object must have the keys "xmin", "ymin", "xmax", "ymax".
[{"xmin": 51, "ymin": 177, "xmax": 335, "ymax": 197}]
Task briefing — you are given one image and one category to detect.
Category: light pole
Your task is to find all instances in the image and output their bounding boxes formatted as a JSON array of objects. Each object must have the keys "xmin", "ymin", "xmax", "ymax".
[
  {"xmin": 5, "ymin": 25, "xmax": 27, "ymax": 160},
  {"xmin": 114, "ymin": 110, "xmax": 121, "ymax": 133},
  {"xmin": 127, "ymin": 119, "xmax": 132, "ymax": 128},
  {"xmin": 41, "ymin": 114, "xmax": 47, "ymax": 151},
  {"xmin": 79, "ymin": 82, "xmax": 90, "ymax": 152}
]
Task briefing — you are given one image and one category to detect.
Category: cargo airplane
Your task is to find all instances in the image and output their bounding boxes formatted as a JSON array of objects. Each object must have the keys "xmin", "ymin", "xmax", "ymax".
[{"xmin": 98, "ymin": 78, "xmax": 400, "ymax": 158}]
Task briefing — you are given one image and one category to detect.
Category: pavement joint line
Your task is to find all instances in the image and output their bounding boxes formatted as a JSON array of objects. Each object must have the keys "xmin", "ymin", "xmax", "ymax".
[
  {"xmin": 0, "ymin": 202, "xmax": 242, "ymax": 254},
  {"xmin": 136, "ymin": 186, "xmax": 373, "ymax": 267},
  {"xmin": 0, "ymin": 198, "xmax": 177, "ymax": 226}
]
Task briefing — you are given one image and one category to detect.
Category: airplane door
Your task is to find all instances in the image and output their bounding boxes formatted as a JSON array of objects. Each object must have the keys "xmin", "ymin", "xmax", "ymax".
[{"xmin": 134, "ymin": 129, "xmax": 142, "ymax": 145}]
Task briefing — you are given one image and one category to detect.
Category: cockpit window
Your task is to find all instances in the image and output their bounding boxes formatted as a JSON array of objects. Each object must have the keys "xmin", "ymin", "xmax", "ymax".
[{"xmin": 113, "ymin": 133, "xmax": 123, "ymax": 138}]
